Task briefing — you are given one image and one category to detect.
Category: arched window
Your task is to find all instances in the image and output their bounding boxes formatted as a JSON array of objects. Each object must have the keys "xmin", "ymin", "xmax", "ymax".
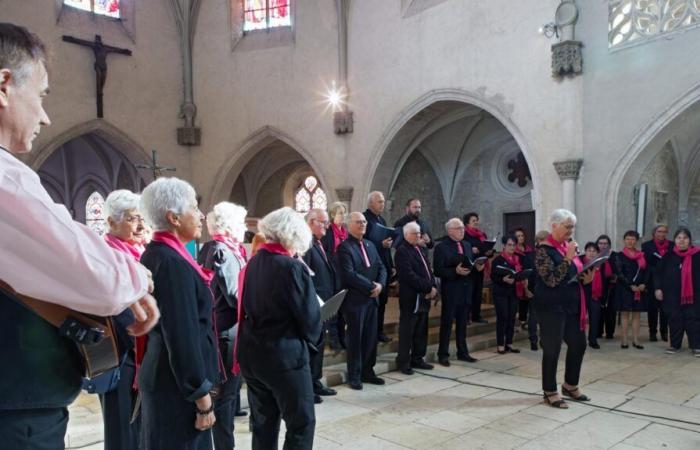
[
  {"xmin": 244, "ymin": 0, "xmax": 291, "ymax": 31},
  {"xmin": 86, "ymin": 191, "xmax": 107, "ymax": 236},
  {"xmin": 294, "ymin": 175, "xmax": 327, "ymax": 213},
  {"xmin": 64, "ymin": 0, "xmax": 121, "ymax": 19},
  {"xmin": 609, "ymin": 1, "xmax": 700, "ymax": 49}
]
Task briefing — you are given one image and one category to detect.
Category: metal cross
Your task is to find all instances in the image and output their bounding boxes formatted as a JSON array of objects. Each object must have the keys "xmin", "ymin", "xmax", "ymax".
[{"xmin": 136, "ymin": 150, "xmax": 176, "ymax": 179}]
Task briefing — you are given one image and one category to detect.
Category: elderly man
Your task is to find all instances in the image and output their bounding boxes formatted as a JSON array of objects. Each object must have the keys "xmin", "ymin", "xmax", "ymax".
[
  {"xmin": 394, "ymin": 198, "xmax": 434, "ymax": 249},
  {"xmin": 0, "ymin": 23, "xmax": 158, "ymax": 449},
  {"xmin": 364, "ymin": 191, "xmax": 395, "ymax": 343},
  {"xmin": 338, "ymin": 212, "xmax": 388, "ymax": 390},
  {"xmin": 302, "ymin": 208, "xmax": 339, "ymax": 402},
  {"xmin": 433, "ymin": 218, "xmax": 483, "ymax": 366},
  {"xmin": 394, "ymin": 222, "xmax": 437, "ymax": 374}
]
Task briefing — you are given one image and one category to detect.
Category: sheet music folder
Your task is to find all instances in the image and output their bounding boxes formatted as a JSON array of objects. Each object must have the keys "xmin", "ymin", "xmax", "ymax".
[
  {"xmin": 567, "ymin": 255, "xmax": 609, "ymax": 284},
  {"xmin": 320, "ymin": 289, "xmax": 347, "ymax": 322}
]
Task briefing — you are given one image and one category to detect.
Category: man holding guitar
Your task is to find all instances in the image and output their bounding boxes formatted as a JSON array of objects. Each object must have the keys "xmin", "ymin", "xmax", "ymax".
[{"xmin": 0, "ymin": 23, "xmax": 160, "ymax": 450}]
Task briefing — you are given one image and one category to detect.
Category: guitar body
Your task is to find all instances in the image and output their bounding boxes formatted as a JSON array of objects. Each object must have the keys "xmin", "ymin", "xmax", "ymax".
[{"xmin": 80, "ymin": 316, "xmax": 120, "ymax": 378}]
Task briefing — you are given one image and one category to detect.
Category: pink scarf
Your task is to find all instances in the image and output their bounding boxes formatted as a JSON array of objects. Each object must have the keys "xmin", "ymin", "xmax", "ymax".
[
  {"xmin": 104, "ymin": 233, "xmax": 142, "ymax": 261},
  {"xmin": 501, "ymin": 251, "xmax": 525, "ymax": 299},
  {"xmin": 673, "ymin": 246, "xmax": 700, "ymax": 305},
  {"xmin": 465, "ymin": 226, "xmax": 487, "ymax": 242},
  {"xmin": 547, "ymin": 234, "xmax": 587, "ymax": 330},
  {"xmin": 212, "ymin": 234, "xmax": 246, "ymax": 265},
  {"xmin": 232, "ymin": 242, "xmax": 291, "ymax": 374},
  {"xmin": 654, "ymin": 239, "xmax": 670, "ymax": 257},
  {"xmin": 622, "ymin": 247, "xmax": 646, "ymax": 301},
  {"xmin": 331, "ymin": 223, "xmax": 348, "ymax": 252},
  {"xmin": 582, "ymin": 256, "xmax": 604, "ymax": 301},
  {"xmin": 151, "ymin": 231, "xmax": 213, "ymax": 284}
]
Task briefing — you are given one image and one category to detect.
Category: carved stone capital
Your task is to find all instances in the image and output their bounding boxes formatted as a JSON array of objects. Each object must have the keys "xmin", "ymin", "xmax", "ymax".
[
  {"xmin": 552, "ymin": 40, "xmax": 583, "ymax": 78},
  {"xmin": 334, "ymin": 110, "xmax": 354, "ymax": 134},
  {"xmin": 335, "ymin": 187, "xmax": 354, "ymax": 204},
  {"xmin": 177, "ymin": 126, "xmax": 201, "ymax": 146},
  {"xmin": 553, "ymin": 159, "xmax": 583, "ymax": 181}
]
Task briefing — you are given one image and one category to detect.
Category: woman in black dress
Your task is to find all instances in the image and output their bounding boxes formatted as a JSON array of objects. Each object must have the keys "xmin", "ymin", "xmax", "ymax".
[
  {"xmin": 612, "ymin": 230, "xmax": 649, "ymax": 349},
  {"xmin": 491, "ymin": 235, "xmax": 523, "ymax": 354},
  {"xmin": 654, "ymin": 227, "xmax": 700, "ymax": 356}
]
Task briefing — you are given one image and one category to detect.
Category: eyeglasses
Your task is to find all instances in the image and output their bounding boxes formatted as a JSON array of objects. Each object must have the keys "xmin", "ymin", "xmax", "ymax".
[
  {"xmin": 314, "ymin": 219, "xmax": 330, "ymax": 225},
  {"xmin": 125, "ymin": 215, "xmax": 145, "ymax": 223},
  {"xmin": 351, "ymin": 220, "xmax": 367, "ymax": 224}
]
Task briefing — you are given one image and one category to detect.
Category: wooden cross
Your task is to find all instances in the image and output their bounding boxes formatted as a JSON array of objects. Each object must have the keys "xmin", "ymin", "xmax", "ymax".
[
  {"xmin": 62, "ymin": 34, "xmax": 132, "ymax": 118},
  {"xmin": 136, "ymin": 150, "xmax": 176, "ymax": 179}
]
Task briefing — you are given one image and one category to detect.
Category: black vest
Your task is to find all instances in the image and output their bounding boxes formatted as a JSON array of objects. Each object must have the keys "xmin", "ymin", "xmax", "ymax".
[
  {"xmin": 0, "ymin": 290, "xmax": 84, "ymax": 409},
  {"xmin": 532, "ymin": 246, "xmax": 581, "ymax": 314}
]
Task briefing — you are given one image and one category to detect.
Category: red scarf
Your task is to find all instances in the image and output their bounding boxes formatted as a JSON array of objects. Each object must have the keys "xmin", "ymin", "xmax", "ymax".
[
  {"xmin": 654, "ymin": 239, "xmax": 670, "ymax": 257},
  {"xmin": 151, "ymin": 231, "xmax": 213, "ymax": 284},
  {"xmin": 212, "ymin": 234, "xmax": 246, "ymax": 265},
  {"xmin": 465, "ymin": 226, "xmax": 487, "ymax": 242},
  {"xmin": 501, "ymin": 251, "xmax": 525, "ymax": 299},
  {"xmin": 582, "ymin": 256, "xmax": 604, "ymax": 301},
  {"xmin": 232, "ymin": 242, "xmax": 291, "ymax": 374},
  {"xmin": 331, "ymin": 223, "xmax": 348, "ymax": 252},
  {"xmin": 622, "ymin": 247, "xmax": 646, "ymax": 301},
  {"xmin": 516, "ymin": 244, "xmax": 534, "ymax": 255},
  {"xmin": 673, "ymin": 246, "xmax": 700, "ymax": 305},
  {"xmin": 546, "ymin": 234, "xmax": 587, "ymax": 330},
  {"xmin": 104, "ymin": 233, "xmax": 143, "ymax": 261}
]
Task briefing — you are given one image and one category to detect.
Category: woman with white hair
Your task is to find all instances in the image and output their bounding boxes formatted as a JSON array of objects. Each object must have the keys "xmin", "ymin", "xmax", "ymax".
[
  {"xmin": 197, "ymin": 202, "xmax": 248, "ymax": 450},
  {"xmin": 138, "ymin": 177, "xmax": 221, "ymax": 450},
  {"xmin": 237, "ymin": 207, "xmax": 321, "ymax": 449},
  {"xmin": 101, "ymin": 189, "xmax": 145, "ymax": 450},
  {"xmin": 533, "ymin": 209, "xmax": 593, "ymax": 409}
]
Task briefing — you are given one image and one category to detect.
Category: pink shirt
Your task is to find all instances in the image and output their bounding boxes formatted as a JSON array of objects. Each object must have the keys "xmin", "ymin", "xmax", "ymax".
[{"xmin": 0, "ymin": 148, "xmax": 149, "ymax": 316}]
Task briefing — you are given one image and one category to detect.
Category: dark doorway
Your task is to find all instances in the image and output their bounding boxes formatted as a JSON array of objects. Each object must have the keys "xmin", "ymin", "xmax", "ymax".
[{"xmin": 503, "ymin": 211, "xmax": 536, "ymax": 246}]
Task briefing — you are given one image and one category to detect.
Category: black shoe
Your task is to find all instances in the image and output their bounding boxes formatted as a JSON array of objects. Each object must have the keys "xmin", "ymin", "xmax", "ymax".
[
  {"xmin": 650, "ymin": 335, "xmax": 658, "ymax": 342},
  {"xmin": 315, "ymin": 386, "xmax": 337, "ymax": 396},
  {"xmin": 589, "ymin": 343, "xmax": 600, "ymax": 349},
  {"xmin": 361, "ymin": 375, "xmax": 386, "ymax": 385},
  {"xmin": 400, "ymin": 367, "xmax": 414, "ymax": 375},
  {"xmin": 411, "ymin": 361, "xmax": 434, "ymax": 370},
  {"xmin": 438, "ymin": 358, "xmax": 450, "ymax": 367},
  {"xmin": 497, "ymin": 348, "xmax": 507, "ymax": 355},
  {"xmin": 457, "ymin": 355, "xmax": 478, "ymax": 363},
  {"xmin": 234, "ymin": 410, "xmax": 248, "ymax": 418},
  {"xmin": 605, "ymin": 335, "xmax": 614, "ymax": 340},
  {"xmin": 348, "ymin": 381, "xmax": 363, "ymax": 390},
  {"xmin": 474, "ymin": 318, "xmax": 488, "ymax": 324},
  {"xmin": 530, "ymin": 342, "xmax": 539, "ymax": 351},
  {"xmin": 665, "ymin": 347, "xmax": 679, "ymax": 354},
  {"xmin": 505, "ymin": 346, "xmax": 520, "ymax": 354},
  {"xmin": 633, "ymin": 343, "xmax": 644, "ymax": 350},
  {"xmin": 661, "ymin": 333, "xmax": 668, "ymax": 342},
  {"xmin": 314, "ymin": 394, "xmax": 323, "ymax": 404},
  {"xmin": 621, "ymin": 344, "xmax": 629, "ymax": 349},
  {"xmin": 378, "ymin": 334, "xmax": 392, "ymax": 343}
]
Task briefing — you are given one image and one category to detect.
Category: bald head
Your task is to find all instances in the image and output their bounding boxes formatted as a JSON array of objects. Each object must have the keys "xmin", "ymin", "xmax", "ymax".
[
  {"xmin": 347, "ymin": 211, "xmax": 367, "ymax": 239},
  {"xmin": 367, "ymin": 191, "xmax": 385, "ymax": 215}
]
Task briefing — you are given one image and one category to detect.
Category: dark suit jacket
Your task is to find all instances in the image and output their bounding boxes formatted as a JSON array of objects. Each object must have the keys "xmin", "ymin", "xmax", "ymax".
[
  {"xmin": 238, "ymin": 249, "xmax": 321, "ymax": 372},
  {"xmin": 394, "ymin": 240, "xmax": 435, "ymax": 313},
  {"xmin": 364, "ymin": 209, "xmax": 394, "ymax": 272},
  {"xmin": 337, "ymin": 235, "xmax": 387, "ymax": 310},
  {"xmin": 491, "ymin": 254, "xmax": 518, "ymax": 298},
  {"xmin": 394, "ymin": 215, "xmax": 435, "ymax": 249},
  {"xmin": 198, "ymin": 240, "xmax": 244, "ymax": 331},
  {"xmin": 433, "ymin": 238, "xmax": 474, "ymax": 306},
  {"xmin": 139, "ymin": 242, "xmax": 219, "ymax": 402},
  {"xmin": 303, "ymin": 238, "xmax": 337, "ymax": 301}
]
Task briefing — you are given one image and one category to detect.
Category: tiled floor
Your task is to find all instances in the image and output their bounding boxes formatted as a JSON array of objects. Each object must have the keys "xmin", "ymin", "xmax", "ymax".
[{"xmin": 66, "ymin": 336, "xmax": 700, "ymax": 449}]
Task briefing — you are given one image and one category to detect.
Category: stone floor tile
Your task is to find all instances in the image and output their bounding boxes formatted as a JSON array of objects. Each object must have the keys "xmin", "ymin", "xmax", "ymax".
[
  {"xmin": 617, "ymin": 397, "xmax": 700, "ymax": 424},
  {"xmin": 316, "ymin": 413, "xmax": 401, "ymax": 445},
  {"xmin": 333, "ymin": 383, "xmax": 410, "ymax": 411},
  {"xmin": 483, "ymin": 412, "xmax": 563, "ymax": 439},
  {"xmin": 621, "ymin": 423, "xmax": 700, "ymax": 450},
  {"xmin": 415, "ymin": 410, "xmax": 489, "ymax": 434},
  {"xmin": 373, "ymin": 423, "xmax": 457, "ymax": 450},
  {"xmin": 381, "ymin": 374, "xmax": 459, "ymax": 397},
  {"xmin": 582, "ymin": 389, "xmax": 630, "ymax": 409},
  {"xmin": 585, "ymin": 380, "xmax": 640, "ymax": 395},
  {"xmin": 313, "ymin": 397, "xmax": 374, "ymax": 425},
  {"xmin": 632, "ymin": 381, "xmax": 700, "ymax": 405},
  {"xmin": 341, "ymin": 436, "xmax": 412, "ymax": 449},
  {"xmin": 525, "ymin": 399, "xmax": 595, "ymax": 423},
  {"xmin": 457, "ymin": 371, "xmax": 542, "ymax": 393},
  {"xmin": 682, "ymin": 393, "xmax": 700, "ymax": 409},
  {"xmin": 441, "ymin": 426, "xmax": 528, "ymax": 449},
  {"xmin": 456, "ymin": 390, "xmax": 540, "ymax": 420},
  {"xmin": 437, "ymin": 383, "xmax": 500, "ymax": 400}
]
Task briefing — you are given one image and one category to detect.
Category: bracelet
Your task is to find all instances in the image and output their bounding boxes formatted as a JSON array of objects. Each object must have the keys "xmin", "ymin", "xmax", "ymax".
[{"xmin": 196, "ymin": 405, "xmax": 214, "ymax": 415}]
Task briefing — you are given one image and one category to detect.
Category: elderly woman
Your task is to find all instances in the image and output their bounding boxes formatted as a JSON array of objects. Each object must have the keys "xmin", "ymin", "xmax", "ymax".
[
  {"xmin": 237, "ymin": 207, "xmax": 321, "ymax": 450},
  {"xmin": 139, "ymin": 177, "xmax": 221, "ymax": 450},
  {"xmin": 197, "ymin": 202, "xmax": 248, "ymax": 450},
  {"xmin": 100, "ymin": 189, "xmax": 144, "ymax": 450},
  {"xmin": 322, "ymin": 201, "xmax": 348, "ymax": 349},
  {"xmin": 533, "ymin": 209, "xmax": 593, "ymax": 409},
  {"xmin": 491, "ymin": 235, "xmax": 524, "ymax": 354}
]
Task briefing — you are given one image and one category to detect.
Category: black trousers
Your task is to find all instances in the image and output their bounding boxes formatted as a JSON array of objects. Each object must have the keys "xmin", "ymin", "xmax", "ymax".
[
  {"xmin": 494, "ymin": 293, "xmax": 518, "ymax": 346},
  {"xmin": 310, "ymin": 330, "xmax": 325, "ymax": 392},
  {"xmin": 99, "ymin": 354, "xmax": 139, "ymax": 450},
  {"xmin": 396, "ymin": 310, "xmax": 429, "ymax": 368},
  {"xmin": 377, "ymin": 289, "xmax": 389, "ymax": 336},
  {"xmin": 343, "ymin": 301, "xmax": 378, "ymax": 383},
  {"xmin": 438, "ymin": 297, "xmax": 470, "ymax": 359},
  {"xmin": 528, "ymin": 302, "xmax": 539, "ymax": 344},
  {"xmin": 538, "ymin": 310, "xmax": 587, "ymax": 392},
  {"xmin": 602, "ymin": 287, "xmax": 617, "ymax": 338},
  {"xmin": 212, "ymin": 373, "xmax": 242, "ymax": 450},
  {"xmin": 648, "ymin": 298, "xmax": 668, "ymax": 338},
  {"xmin": 587, "ymin": 299, "xmax": 602, "ymax": 346},
  {"xmin": 242, "ymin": 363, "xmax": 315, "ymax": 450},
  {"xmin": 0, "ymin": 407, "xmax": 68, "ymax": 450},
  {"xmin": 667, "ymin": 304, "xmax": 700, "ymax": 350},
  {"xmin": 518, "ymin": 299, "xmax": 529, "ymax": 322},
  {"xmin": 471, "ymin": 274, "xmax": 484, "ymax": 321}
]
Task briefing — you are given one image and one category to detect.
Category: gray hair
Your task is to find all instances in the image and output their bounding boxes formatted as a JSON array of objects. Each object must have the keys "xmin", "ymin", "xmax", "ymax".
[
  {"xmin": 403, "ymin": 221, "xmax": 421, "ymax": 238},
  {"xmin": 258, "ymin": 207, "xmax": 312, "ymax": 255},
  {"xmin": 367, "ymin": 191, "xmax": 384, "ymax": 207},
  {"xmin": 0, "ymin": 23, "xmax": 47, "ymax": 86},
  {"xmin": 328, "ymin": 201, "xmax": 347, "ymax": 218},
  {"xmin": 206, "ymin": 202, "xmax": 247, "ymax": 235},
  {"xmin": 445, "ymin": 217, "xmax": 463, "ymax": 232},
  {"xmin": 305, "ymin": 208, "xmax": 328, "ymax": 224},
  {"xmin": 104, "ymin": 189, "xmax": 140, "ymax": 222},
  {"xmin": 549, "ymin": 208, "xmax": 577, "ymax": 226},
  {"xmin": 140, "ymin": 177, "xmax": 197, "ymax": 231}
]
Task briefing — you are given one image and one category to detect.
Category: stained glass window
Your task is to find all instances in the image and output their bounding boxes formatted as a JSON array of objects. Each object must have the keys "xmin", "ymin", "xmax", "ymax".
[
  {"xmin": 244, "ymin": 0, "xmax": 291, "ymax": 32},
  {"xmin": 294, "ymin": 175, "xmax": 327, "ymax": 213},
  {"xmin": 86, "ymin": 191, "xmax": 107, "ymax": 236},
  {"xmin": 64, "ymin": 0, "xmax": 121, "ymax": 19}
]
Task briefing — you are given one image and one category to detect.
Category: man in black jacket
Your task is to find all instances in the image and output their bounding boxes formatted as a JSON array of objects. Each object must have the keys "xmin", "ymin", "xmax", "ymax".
[
  {"xmin": 394, "ymin": 222, "xmax": 437, "ymax": 374},
  {"xmin": 303, "ymin": 209, "xmax": 339, "ymax": 402},
  {"xmin": 394, "ymin": 198, "xmax": 434, "ymax": 249},
  {"xmin": 433, "ymin": 218, "xmax": 482, "ymax": 366},
  {"xmin": 364, "ymin": 191, "xmax": 395, "ymax": 343},
  {"xmin": 338, "ymin": 212, "xmax": 388, "ymax": 390}
]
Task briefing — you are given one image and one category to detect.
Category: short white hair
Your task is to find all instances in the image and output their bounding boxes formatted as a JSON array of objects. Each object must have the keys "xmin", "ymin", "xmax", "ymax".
[
  {"xmin": 104, "ymin": 189, "xmax": 140, "ymax": 222},
  {"xmin": 367, "ymin": 191, "xmax": 384, "ymax": 207},
  {"xmin": 445, "ymin": 218, "xmax": 463, "ymax": 232},
  {"xmin": 258, "ymin": 207, "xmax": 312, "ymax": 255},
  {"xmin": 403, "ymin": 221, "xmax": 421, "ymax": 238},
  {"xmin": 305, "ymin": 208, "xmax": 328, "ymax": 224},
  {"xmin": 206, "ymin": 202, "xmax": 247, "ymax": 235},
  {"xmin": 140, "ymin": 177, "xmax": 197, "ymax": 231},
  {"xmin": 549, "ymin": 208, "xmax": 577, "ymax": 226}
]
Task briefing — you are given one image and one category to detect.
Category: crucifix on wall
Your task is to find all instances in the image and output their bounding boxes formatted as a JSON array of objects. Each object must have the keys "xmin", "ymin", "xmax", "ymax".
[
  {"xmin": 136, "ymin": 150, "xmax": 176, "ymax": 179},
  {"xmin": 62, "ymin": 34, "xmax": 132, "ymax": 118}
]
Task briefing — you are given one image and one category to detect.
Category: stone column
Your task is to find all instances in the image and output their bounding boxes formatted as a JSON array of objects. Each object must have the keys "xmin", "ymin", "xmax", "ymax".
[{"xmin": 553, "ymin": 159, "xmax": 583, "ymax": 214}]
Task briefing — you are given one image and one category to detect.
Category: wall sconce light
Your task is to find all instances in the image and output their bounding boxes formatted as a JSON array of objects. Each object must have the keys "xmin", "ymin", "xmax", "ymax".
[{"xmin": 539, "ymin": 22, "xmax": 558, "ymax": 39}]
